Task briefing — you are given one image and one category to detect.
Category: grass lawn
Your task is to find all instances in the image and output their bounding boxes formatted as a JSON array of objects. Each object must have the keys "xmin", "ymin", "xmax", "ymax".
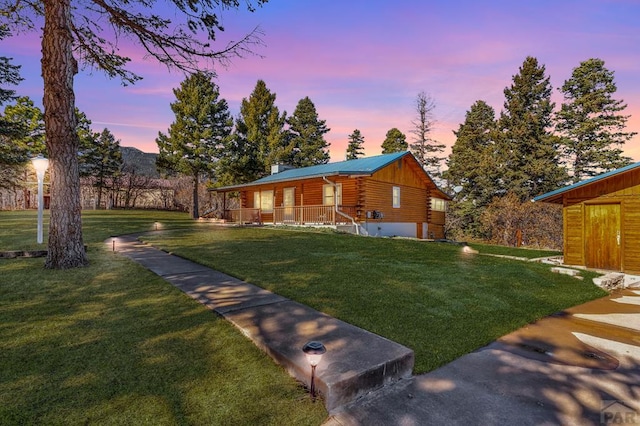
[
  {"xmin": 467, "ymin": 241, "xmax": 562, "ymax": 259},
  {"xmin": 0, "ymin": 211, "xmax": 327, "ymax": 425},
  {"xmin": 141, "ymin": 225, "xmax": 607, "ymax": 373}
]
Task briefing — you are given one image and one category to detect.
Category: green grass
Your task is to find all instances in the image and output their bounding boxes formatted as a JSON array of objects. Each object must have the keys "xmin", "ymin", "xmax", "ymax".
[
  {"xmin": 0, "ymin": 211, "xmax": 327, "ymax": 425},
  {"xmin": 141, "ymin": 226, "xmax": 606, "ymax": 373},
  {"xmin": 468, "ymin": 241, "xmax": 562, "ymax": 259}
]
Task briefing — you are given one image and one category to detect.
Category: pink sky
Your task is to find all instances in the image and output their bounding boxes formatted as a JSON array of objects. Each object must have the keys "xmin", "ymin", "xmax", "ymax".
[{"xmin": 4, "ymin": 0, "xmax": 640, "ymax": 163}]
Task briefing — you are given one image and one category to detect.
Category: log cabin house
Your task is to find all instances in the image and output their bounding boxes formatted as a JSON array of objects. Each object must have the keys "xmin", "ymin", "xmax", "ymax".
[
  {"xmin": 213, "ymin": 151, "xmax": 450, "ymax": 239},
  {"xmin": 534, "ymin": 162, "xmax": 640, "ymax": 274}
]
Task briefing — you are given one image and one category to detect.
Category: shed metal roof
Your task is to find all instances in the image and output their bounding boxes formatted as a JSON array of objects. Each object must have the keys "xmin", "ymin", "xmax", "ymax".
[
  {"xmin": 215, "ymin": 151, "xmax": 410, "ymax": 191},
  {"xmin": 533, "ymin": 161, "xmax": 640, "ymax": 203}
]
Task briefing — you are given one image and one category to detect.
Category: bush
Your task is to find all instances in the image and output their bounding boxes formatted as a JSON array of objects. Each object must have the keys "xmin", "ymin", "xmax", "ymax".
[{"xmin": 480, "ymin": 192, "xmax": 562, "ymax": 250}]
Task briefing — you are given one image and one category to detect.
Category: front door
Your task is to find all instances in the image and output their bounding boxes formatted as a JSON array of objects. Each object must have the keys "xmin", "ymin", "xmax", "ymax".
[
  {"xmin": 584, "ymin": 204, "xmax": 621, "ymax": 271},
  {"xmin": 283, "ymin": 187, "xmax": 295, "ymax": 223}
]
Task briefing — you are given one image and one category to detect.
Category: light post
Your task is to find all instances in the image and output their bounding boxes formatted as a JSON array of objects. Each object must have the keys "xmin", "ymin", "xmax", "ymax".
[
  {"xmin": 302, "ymin": 341, "xmax": 326, "ymax": 401},
  {"xmin": 31, "ymin": 155, "xmax": 49, "ymax": 244}
]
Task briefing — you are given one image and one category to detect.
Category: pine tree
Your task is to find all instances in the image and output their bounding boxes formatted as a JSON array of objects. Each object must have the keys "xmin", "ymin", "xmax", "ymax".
[
  {"xmin": 0, "ymin": 26, "xmax": 26, "ymax": 172},
  {"xmin": 446, "ymin": 100, "xmax": 498, "ymax": 206},
  {"xmin": 346, "ymin": 129, "xmax": 365, "ymax": 160},
  {"xmin": 156, "ymin": 72, "xmax": 232, "ymax": 218},
  {"xmin": 444, "ymin": 100, "xmax": 498, "ymax": 240},
  {"xmin": 1, "ymin": 0, "xmax": 265, "ymax": 269},
  {"xmin": 409, "ymin": 92, "xmax": 445, "ymax": 176},
  {"xmin": 381, "ymin": 128, "xmax": 408, "ymax": 154},
  {"xmin": 1, "ymin": 96, "xmax": 46, "ymax": 164},
  {"xmin": 496, "ymin": 56, "xmax": 567, "ymax": 201},
  {"xmin": 0, "ymin": 26, "xmax": 21, "ymax": 109},
  {"xmin": 229, "ymin": 80, "xmax": 287, "ymax": 182},
  {"xmin": 556, "ymin": 58, "xmax": 635, "ymax": 182},
  {"xmin": 79, "ymin": 128, "xmax": 123, "ymax": 208},
  {"xmin": 287, "ymin": 96, "xmax": 330, "ymax": 167}
]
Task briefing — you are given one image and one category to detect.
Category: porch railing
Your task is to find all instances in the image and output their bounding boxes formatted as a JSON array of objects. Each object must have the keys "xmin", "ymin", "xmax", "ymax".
[
  {"xmin": 224, "ymin": 205, "xmax": 357, "ymax": 225},
  {"xmin": 223, "ymin": 208, "xmax": 261, "ymax": 224}
]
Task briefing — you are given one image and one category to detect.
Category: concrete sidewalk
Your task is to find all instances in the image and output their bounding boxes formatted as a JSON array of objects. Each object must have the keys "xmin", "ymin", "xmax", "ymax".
[
  {"xmin": 111, "ymin": 234, "xmax": 413, "ymax": 411},
  {"xmin": 112, "ymin": 234, "xmax": 640, "ymax": 425}
]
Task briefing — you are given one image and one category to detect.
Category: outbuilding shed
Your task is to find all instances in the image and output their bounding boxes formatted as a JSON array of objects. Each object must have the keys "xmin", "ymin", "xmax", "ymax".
[{"xmin": 534, "ymin": 162, "xmax": 640, "ymax": 274}]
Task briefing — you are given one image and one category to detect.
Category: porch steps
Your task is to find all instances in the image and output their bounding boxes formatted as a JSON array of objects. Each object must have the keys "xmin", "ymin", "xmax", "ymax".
[{"xmin": 111, "ymin": 235, "xmax": 414, "ymax": 412}]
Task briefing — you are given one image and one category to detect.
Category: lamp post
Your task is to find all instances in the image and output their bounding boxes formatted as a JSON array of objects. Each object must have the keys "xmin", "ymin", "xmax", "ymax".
[
  {"xmin": 31, "ymin": 155, "xmax": 49, "ymax": 244},
  {"xmin": 302, "ymin": 341, "xmax": 326, "ymax": 401}
]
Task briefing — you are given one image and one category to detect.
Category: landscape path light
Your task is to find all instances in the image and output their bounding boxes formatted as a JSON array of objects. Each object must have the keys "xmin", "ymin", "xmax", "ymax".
[
  {"xmin": 302, "ymin": 341, "xmax": 326, "ymax": 401},
  {"xmin": 31, "ymin": 155, "xmax": 49, "ymax": 244}
]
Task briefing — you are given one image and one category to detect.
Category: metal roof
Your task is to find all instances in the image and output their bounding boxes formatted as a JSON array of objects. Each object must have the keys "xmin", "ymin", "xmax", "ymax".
[
  {"xmin": 533, "ymin": 161, "xmax": 640, "ymax": 203},
  {"xmin": 215, "ymin": 151, "xmax": 410, "ymax": 191}
]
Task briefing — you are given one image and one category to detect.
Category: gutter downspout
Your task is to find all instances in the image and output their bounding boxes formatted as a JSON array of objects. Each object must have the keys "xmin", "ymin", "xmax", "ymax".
[{"xmin": 322, "ymin": 176, "xmax": 360, "ymax": 235}]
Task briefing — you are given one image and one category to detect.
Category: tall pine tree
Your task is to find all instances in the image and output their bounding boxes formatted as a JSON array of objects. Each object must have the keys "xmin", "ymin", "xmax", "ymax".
[
  {"xmin": 156, "ymin": 72, "xmax": 232, "ymax": 218},
  {"xmin": 444, "ymin": 100, "xmax": 498, "ymax": 239},
  {"xmin": 496, "ymin": 56, "xmax": 566, "ymax": 201},
  {"xmin": 556, "ymin": 58, "xmax": 635, "ymax": 182},
  {"xmin": 381, "ymin": 128, "xmax": 408, "ymax": 154},
  {"xmin": 346, "ymin": 129, "xmax": 365, "ymax": 160},
  {"xmin": 228, "ymin": 80, "xmax": 287, "ymax": 182},
  {"xmin": 409, "ymin": 91, "xmax": 444, "ymax": 176},
  {"xmin": 287, "ymin": 96, "xmax": 330, "ymax": 167},
  {"xmin": 1, "ymin": 0, "xmax": 265, "ymax": 269},
  {"xmin": 446, "ymin": 100, "xmax": 498, "ymax": 206}
]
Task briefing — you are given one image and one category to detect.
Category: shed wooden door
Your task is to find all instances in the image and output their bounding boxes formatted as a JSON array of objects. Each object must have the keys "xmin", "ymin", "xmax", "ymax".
[{"xmin": 584, "ymin": 204, "xmax": 621, "ymax": 271}]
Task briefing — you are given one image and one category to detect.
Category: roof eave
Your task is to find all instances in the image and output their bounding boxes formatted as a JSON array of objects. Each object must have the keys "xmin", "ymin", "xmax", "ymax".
[{"xmin": 211, "ymin": 171, "xmax": 373, "ymax": 192}]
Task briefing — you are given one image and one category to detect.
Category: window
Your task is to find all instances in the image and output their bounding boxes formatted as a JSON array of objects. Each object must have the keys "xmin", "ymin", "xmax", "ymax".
[
  {"xmin": 431, "ymin": 198, "xmax": 447, "ymax": 212},
  {"xmin": 260, "ymin": 190, "xmax": 274, "ymax": 212},
  {"xmin": 323, "ymin": 183, "xmax": 342, "ymax": 206},
  {"xmin": 392, "ymin": 186, "xmax": 401, "ymax": 208},
  {"xmin": 254, "ymin": 190, "xmax": 274, "ymax": 212}
]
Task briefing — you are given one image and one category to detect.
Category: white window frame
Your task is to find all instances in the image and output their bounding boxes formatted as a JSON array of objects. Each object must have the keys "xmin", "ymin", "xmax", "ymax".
[
  {"xmin": 431, "ymin": 198, "xmax": 447, "ymax": 212},
  {"xmin": 323, "ymin": 183, "xmax": 342, "ymax": 206},
  {"xmin": 392, "ymin": 186, "xmax": 401, "ymax": 208}
]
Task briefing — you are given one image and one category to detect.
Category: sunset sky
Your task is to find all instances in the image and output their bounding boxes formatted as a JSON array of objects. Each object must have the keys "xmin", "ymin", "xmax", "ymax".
[{"xmin": 3, "ymin": 0, "xmax": 640, "ymax": 163}]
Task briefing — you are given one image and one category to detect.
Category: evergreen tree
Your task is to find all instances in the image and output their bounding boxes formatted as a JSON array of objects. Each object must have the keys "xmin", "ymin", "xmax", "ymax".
[
  {"xmin": 409, "ymin": 91, "xmax": 445, "ymax": 176},
  {"xmin": 228, "ymin": 80, "xmax": 287, "ymax": 182},
  {"xmin": 1, "ymin": 0, "xmax": 265, "ymax": 269},
  {"xmin": 0, "ymin": 26, "xmax": 21, "ymax": 109},
  {"xmin": 0, "ymin": 25, "xmax": 26, "ymax": 172},
  {"xmin": 156, "ymin": 72, "xmax": 232, "ymax": 218},
  {"xmin": 79, "ymin": 128, "xmax": 123, "ymax": 208},
  {"xmin": 496, "ymin": 56, "xmax": 566, "ymax": 201},
  {"xmin": 1, "ymin": 96, "xmax": 46, "ymax": 190},
  {"xmin": 381, "ymin": 128, "xmax": 408, "ymax": 154},
  {"xmin": 287, "ymin": 96, "xmax": 330, "ymax": 167},
  {"xmin": 556, "ymin": 58, "xmax": 635, "ymax": 182},
  {"xmin": 346, "ymin": 129, "xmax": 365, "ymax": 160},
  {"xmin": 444, "ymin": 100, "xmax": 498, "ymax": 240},
  {"xmin": 75, "ymin": 109, "xmax": 97, "ymax": 158},
  {"xmin": 1, "ymin": 96, "xmax": 46, "ymax": 164},
  {"xmin": 446, "ymin": 100, "xmax": 498, "ymax": 206}
]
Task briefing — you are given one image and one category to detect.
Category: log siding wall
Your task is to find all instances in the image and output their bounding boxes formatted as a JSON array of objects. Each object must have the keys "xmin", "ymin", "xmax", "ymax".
[{"xmin": 233, "ymin": 154, "xmax": 448, "ymax": 239}]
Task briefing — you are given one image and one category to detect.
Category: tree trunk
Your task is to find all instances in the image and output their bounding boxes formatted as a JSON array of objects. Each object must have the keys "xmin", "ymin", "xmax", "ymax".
[
  {"xmin": 42, "ymin": 0, "xmax": 88, "ymax": 268},
  {"xmin": 192, "ymin": 174, "xmax": 199, "ymax": 219}
]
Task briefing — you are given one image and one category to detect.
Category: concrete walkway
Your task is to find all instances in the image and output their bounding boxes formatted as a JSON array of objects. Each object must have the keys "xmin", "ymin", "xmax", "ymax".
[
  {"xmin": 112, "ymin": 234, "xmax": 640, "ymax": 425},
  {"xmin": 110, "ymin": 234, "xmax": 413, "ymax": 412}
]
